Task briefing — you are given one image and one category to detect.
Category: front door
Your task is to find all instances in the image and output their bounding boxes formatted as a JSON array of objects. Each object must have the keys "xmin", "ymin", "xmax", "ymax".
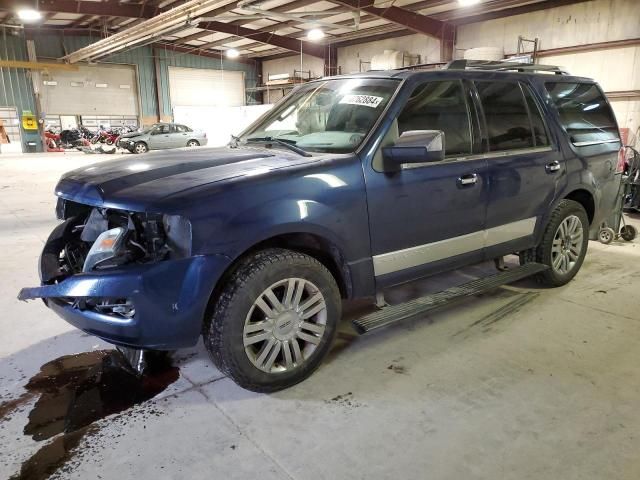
[
  {"xmin": 148, "ymin": 124, "xmax": 172, "ymax": 149},
  {"xmin": 472, "ymin": 80, "xmax": 565, "ymax": 259},
  {"xmin": 364, "ymin": 79, "xmax": 489, "ymax": 287}
]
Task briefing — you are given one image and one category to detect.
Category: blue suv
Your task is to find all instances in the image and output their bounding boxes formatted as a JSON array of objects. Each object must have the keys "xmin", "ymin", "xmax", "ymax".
[{"xmin": 20, "ymin": 61, "xmax": 621, "ymax": 391}]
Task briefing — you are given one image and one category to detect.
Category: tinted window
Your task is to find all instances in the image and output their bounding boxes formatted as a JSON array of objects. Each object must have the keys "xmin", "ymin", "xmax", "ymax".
[
  {"xmin": 522, "ymin": 85, "xmax": 550, "ymax": 147},
  {"xmin": 545, "ymin": 82, "xmax": 619, "ymax": 145},
  {"xmin": 397, "ymin": 80, "xmax": 472, "ymax": 157},
  {"xmin": 476, "ymin": 81, "xmax": 533, "ymax": 151}
]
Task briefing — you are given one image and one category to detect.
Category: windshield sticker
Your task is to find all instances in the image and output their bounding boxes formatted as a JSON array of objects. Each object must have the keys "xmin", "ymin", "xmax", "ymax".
[{"xmin": 339, "ymin": 95, "xmax": 384, "ymax": 108}]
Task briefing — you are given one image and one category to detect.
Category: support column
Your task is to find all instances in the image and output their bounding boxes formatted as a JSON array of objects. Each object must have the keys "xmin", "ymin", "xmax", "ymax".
[
  {"xmin": 440, "ymin": 24, "xmax": 456, "ymax": 63},
  {"xmin": 153, "ymin": 48, "xmax": 166, "ymax": 124}
]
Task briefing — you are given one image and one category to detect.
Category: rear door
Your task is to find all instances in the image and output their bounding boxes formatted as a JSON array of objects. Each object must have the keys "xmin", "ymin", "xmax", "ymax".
[
  {"xmin": 174, "ymin": 124, "xmax": 191, "ymax": 147},
  {"xmin": 473, "ymin": 79, "xmax": 563, "ymax": 258}
]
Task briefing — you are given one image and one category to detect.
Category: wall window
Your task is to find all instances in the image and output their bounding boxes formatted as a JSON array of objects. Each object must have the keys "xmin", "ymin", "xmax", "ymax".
[
  {"xmin": 397, "ymin": 80, "xmax": 472, "ymax": 157},
  {"xmin": 475, "ymin": 81, "xmax": 533, "ymax": 151},
  {"xmin": 522, "ymin": 85, "xmax": 550, "ymax": 147},
  {"xmin": 545, "ymin": 82, "xmax": 619, "ymax": 145}
]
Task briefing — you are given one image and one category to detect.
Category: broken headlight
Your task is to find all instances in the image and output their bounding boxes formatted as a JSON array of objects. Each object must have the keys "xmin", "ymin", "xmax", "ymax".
[
  {"xmin": 83, "ymin": 227, "xmax": 127, "ymax": 272},
  {"xmin": 52, "ymin": 202, "xmax": 193, "ymax": 276}
]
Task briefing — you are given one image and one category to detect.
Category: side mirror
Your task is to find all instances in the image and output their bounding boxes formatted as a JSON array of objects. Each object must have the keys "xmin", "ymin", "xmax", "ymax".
[{"xmin": 382, "ymin": 130, "xmax": 445, "ymax": 170}]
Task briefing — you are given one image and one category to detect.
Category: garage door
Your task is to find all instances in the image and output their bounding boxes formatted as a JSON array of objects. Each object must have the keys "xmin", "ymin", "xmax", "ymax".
[
  {"xmin": 40, "ymin": 64, "xmax": 139, "ymax": 117},
  {"xmin": 0, "ymin": 107, "xmax": 22, "ymax": 153},
  {"xmin": 168, "ymin": 66, "xmax": 245, "ymax": 108}
]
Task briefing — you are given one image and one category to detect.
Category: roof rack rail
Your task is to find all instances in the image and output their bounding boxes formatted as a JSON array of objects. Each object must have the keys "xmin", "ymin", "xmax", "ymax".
[{"xmin": 444, "ymin": 59, "xmax": 569, "ymax": 75}]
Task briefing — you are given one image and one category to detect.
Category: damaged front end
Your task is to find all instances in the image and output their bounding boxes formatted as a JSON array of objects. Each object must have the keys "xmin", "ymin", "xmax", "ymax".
[
  {"xmin": 20, "ymin": 199, "xmax": 191, "ymax": 318},
  {"xmin": 17, "ymin": 199, "xmax": 223, "ymax": 349}
]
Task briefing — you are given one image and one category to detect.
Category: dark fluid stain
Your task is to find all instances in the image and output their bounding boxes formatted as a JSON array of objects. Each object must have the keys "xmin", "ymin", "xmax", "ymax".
[
  {"xmin": 9, "ymin": 349, "xmax": 179, "ymax": 480},
  {"xmin": 0, "ymin": 392, "xmax": 35, "ymax": 423}
]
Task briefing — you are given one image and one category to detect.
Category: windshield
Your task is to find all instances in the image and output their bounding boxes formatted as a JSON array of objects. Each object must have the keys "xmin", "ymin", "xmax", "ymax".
[{"xmin": 240, "ymin": 78, "xmax": 400, "ymax": 153}]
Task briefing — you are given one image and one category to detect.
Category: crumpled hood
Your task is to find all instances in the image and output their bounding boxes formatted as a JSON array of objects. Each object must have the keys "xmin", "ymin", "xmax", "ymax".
[
  {"xmin": 55, "ymin": 147, "xmax": 318, "ymax": 212},
  {"xmin": 119, "ymin": 131, "xmax": 144, "ymax": 139}
]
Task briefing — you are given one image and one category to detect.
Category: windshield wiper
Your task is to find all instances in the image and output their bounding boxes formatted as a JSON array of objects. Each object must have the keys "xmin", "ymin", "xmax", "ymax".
[{"xmin": 245, "ymin": 136, "xmax": 311, "ymax": 157}]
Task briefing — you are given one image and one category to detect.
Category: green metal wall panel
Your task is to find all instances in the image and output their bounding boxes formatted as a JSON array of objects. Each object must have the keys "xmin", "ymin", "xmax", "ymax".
[{"xmin": 0, "ymin": 29, "xmax": 39, "ymax": 151}]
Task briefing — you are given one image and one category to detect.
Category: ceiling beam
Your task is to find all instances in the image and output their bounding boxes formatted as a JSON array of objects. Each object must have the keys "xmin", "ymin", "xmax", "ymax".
[
  {"xmin": 7, "ymin": 0, "xmax": 327, "ymax": 57},
  {"xmin": 328, "ymin": 0, "xmax": 449, "ymax": 39},
  {"xmin": 198, "ymin": 20, "xmax": 326, "ymax": 58},
  {"xmin": 448, "ymin": 0, "xmax": 592, "ymax": 24}
]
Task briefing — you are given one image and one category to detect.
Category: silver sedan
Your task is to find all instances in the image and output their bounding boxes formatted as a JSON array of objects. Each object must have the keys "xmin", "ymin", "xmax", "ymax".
[{"xmin": 118, "ymin": 123, "xmax": 208, "ymax": 154}]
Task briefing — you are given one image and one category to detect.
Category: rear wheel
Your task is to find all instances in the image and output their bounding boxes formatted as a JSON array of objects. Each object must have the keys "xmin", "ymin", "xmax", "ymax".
[
  {"xmin": 203, "ymin": 248, "xmax": 341, "ymax": 392},
  {"xmin": 520, "ymin": 199, "xmax": 589, "ymax": 287},
  {"xmin": 187, "ymin": 140, "xmax": 200, "ymax": 147}
]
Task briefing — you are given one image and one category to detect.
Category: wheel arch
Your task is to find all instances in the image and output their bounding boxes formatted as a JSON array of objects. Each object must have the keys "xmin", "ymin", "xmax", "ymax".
[
  {"xmin": 215, "ymin": 232, "xmax": 352, "ymax": 301},
  {"xmin": 564, "ymin": 188, "xmax": 595, "ymax": 225}
]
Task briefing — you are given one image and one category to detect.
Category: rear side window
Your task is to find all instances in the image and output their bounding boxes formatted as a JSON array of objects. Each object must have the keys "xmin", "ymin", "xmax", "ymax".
[
  {"xmin": 545, "ymin": 82, "xmax": 619, "ymax": 145},
  {"xmin": 522, "ymin": 86, "xmax": 550, "ymax": 147},
  {"xmin": 175, "ymin": 125, "xmax": 192, "ymax": 132},
  {"xmin": 397, "ymin": 80, "xmax": 472, "ymax": 157},
  {"xmin": 475, "ymin": 81, "xmax": 533, "ymax": 151}
]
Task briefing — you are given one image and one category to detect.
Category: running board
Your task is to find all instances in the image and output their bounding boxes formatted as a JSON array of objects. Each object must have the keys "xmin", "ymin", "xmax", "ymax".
[{"xmin": 352, "ymin": 262, "xmax": 548, "ymax": 334}]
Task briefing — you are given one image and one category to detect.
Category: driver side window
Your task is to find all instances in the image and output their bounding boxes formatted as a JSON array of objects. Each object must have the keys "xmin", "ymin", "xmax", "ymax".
[{"xmin": 397, "ymin": 80, "xmax": 472, "ymax": 157}]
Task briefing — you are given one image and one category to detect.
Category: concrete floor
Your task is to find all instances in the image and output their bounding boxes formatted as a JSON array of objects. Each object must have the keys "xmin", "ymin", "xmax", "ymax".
[{"xmin": 1, "ymin": 151, "xmax": 640, "ymax": 480}]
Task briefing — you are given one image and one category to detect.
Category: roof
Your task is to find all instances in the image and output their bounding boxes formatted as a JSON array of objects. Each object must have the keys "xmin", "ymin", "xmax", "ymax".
[{"xmin": 0, "ymin": 0, "xmax": 592, "ymax": 61}]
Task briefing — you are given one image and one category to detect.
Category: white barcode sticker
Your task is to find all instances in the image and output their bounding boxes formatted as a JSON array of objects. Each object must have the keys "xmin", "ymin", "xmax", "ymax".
[{"xmin": 339, "ymin": 94, "xmax": 384, "ymax": 108}]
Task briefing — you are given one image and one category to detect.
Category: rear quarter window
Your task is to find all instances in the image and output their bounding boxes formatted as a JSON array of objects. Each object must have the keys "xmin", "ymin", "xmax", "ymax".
[{"xmin": 545, "ymin": 82, "xmax": 620, "ymax": 146}]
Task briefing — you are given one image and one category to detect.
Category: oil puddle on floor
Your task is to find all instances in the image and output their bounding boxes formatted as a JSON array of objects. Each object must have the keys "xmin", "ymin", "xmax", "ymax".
[{"xmin": 2, "ymin": 349, "xmax": 179, "ymax": 480}]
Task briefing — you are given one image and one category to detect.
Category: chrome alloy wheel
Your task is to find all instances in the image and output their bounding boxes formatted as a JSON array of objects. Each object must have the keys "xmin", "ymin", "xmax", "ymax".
[
  {"xmin": 551, "ymin": 215, "xmax": 584, "ymax": 275},
  {"xmin": 243, "ymin": 278, "xmax": 327, "ymax": 373}
]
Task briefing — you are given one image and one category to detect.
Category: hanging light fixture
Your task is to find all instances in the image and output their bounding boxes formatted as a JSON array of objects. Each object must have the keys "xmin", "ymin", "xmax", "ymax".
[
  {"xmin": 16, "ymin": 8, "xmax": 42, "ymax": 21},
  {"xmin": 226, "ymin": 48, "xmax": 240, "ymax": 58},
  {"xmin": 307, "ymin": 28, "xmax": 325, "ymax": 41}
]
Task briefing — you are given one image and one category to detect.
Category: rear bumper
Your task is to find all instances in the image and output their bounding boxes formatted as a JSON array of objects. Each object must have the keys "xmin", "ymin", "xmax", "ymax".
[{"xmin": 19, "ymin": 254, "xmax": 232, "ymax": 349}]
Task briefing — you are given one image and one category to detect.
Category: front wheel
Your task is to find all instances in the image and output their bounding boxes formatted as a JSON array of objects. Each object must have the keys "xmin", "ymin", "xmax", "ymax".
[
  {"xmin": 204, "ymin": 248, "xmax": 341, "ymax": 392},
  {"xmin": 520, "ymin": 199, "xmax": 589, "ymax": 287},
  {"xmin": 133, "ymin": 141, "xmax": 148, "ymax": 154}
]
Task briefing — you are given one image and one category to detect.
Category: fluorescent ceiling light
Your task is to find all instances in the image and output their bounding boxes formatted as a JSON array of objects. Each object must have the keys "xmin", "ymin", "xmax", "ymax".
[
  {"xmin": 307, "ymin": 28, "xmax": 325, "ymax": 41},
  {"xmin": 458, "ymin": 0, "xmax": 481, "ymax": 6},
  {"xmin": 17, "ymin": 8, "xmax": 42, "ymax": 21},
  {"xmin": 226, "ymin": 48, "xmax": 240, "ymax": 58}
]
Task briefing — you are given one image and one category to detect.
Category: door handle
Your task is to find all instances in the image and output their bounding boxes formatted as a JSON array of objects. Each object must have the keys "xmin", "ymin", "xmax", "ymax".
[
  {"xmin": 546, "ymin": 161, "xmax": 561, "ymax": 173},
  {"xmin": 458, "ymin": 173, "xmax": 478, "ymax": 186}
]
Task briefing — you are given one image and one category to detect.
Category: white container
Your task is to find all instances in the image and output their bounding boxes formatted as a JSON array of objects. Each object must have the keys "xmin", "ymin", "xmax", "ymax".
[
  {"xmin": 371, "ymin": 50, "xmax": 407, "ymax": 70},
  {"xmin": 463, "ymin": 47, "xmax": 504, "ymax": 61}
]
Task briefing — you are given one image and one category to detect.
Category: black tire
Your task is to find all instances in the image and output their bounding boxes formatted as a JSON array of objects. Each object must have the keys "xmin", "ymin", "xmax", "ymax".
[
  {"xmin": 520, "ymin": 199, "xmax": 589, "ymax": 287},
  {"xmin": 133, "ymin": 141, "xmax": 148, "ymax": 154},
  {"xmin": 186, "ymin": 140, "xmax": 200, "ymax": 147},
  {"xmin": 620, "ymin": 225, "xmax": 637, "ymax": 242},
  {"xmin": 203, "ymin": 248, "xmax": 341, "ymax": 392}
]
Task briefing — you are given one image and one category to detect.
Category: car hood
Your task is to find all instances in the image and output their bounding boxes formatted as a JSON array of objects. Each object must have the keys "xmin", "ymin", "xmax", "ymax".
[
  {"xmin": 55, "ymin": 146, "xmax": 320, "ymax": 212},
  {"xmin": 119, "ymin": 130, "xmax": 147, "ymax": 138}
]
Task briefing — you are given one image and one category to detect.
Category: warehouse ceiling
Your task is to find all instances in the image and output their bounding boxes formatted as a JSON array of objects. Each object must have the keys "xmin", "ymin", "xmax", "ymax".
[{"xmin": 0, "ymin": 0, "xmax": 591, "ymax": 60}]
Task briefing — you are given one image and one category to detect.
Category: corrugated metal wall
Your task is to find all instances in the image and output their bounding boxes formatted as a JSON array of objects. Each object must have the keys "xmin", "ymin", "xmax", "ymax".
[{"xmin": 0, "ymin": 29, "xmax": 39, "ymax": 151}]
